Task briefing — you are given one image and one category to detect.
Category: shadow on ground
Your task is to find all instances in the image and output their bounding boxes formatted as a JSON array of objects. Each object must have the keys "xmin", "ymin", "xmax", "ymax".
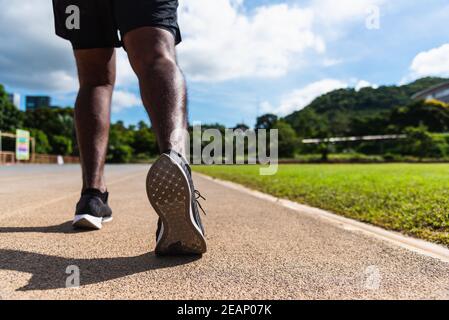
[
  {"xmin": 0, "ymin": 221, "xmax": 88, "ymax": 234},
  {"xmin": 0, "ymin": 249, "xmax": 200, "ymax": 291}
]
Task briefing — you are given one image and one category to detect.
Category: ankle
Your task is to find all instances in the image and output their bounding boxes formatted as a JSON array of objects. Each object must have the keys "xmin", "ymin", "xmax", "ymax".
[
  {"xmin": 82, "ymin": 188, "xmax": 109, "ymax": 202},
  {"xmin": 82, "ymin": 181, "xmax": 107, "ymax": 193}
]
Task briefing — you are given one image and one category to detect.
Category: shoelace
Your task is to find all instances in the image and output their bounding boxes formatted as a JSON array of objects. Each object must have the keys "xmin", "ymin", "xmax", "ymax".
[{"xmin": 194, "ymin": 190, "xmax": 207, "ymax": 216}]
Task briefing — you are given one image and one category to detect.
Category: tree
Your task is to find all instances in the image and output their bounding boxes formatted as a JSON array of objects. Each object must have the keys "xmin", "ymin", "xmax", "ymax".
[
  {"xmin": 256, "ymin": 114, "xmax": 278, "ymax": 130},
  {"xmin": 272, "ymin": 120, "xmax": 298, "ymax": 158},
  {"xmin": 131, "ymin": 126, "xmax": 158, "ymax": 158},
  {"xmin": 24, "ymin": 107, "xmax": 74, "ymax": 138},
  {"xmin": 318, "ymin": 142, "xmax": 330, "ymax": 162},
  {"xmin": 108, "ymin": 144, "xmax": 133, "ymax": 163},
  {"xmin": 137, "ymin": 121, "xmax": 149, "ymax": 130},
  {"xmin": 0, "ymin": 85, "xmax": 23, "ymax": 131},
  {"xmin": 402, "ymin": 126, "xmax": 442, "ymax": 159},
  {"xmin": 285, "ymin": 108, "xmax": 328, "ymax": 138},
  {"xmin": 389, "ymin": 100, "xmax": 449, "ymax": 133},
  {"xmin": 29, "ymin": 129, "xmax": 51, "ymax": 154},
  {"xmin": 234, "ymin": 123, "xmax": 250, "ymax": 131},
  {"xmin": 284, "ymin": 77, "xmax": 449, "ymax": 137},
  {"xmin": 51, "ymin": 135, "xmax": 73, "ymax": 155},
  {"xmin": 23, "ymin": 107, "xmax": 76, "ymax": 155},
  {"xmin": 107, "ymin": 123, "xmax": 135, "ymax": 163}
]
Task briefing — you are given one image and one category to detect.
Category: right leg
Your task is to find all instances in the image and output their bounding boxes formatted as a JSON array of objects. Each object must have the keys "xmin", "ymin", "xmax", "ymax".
[
  {"xmin": 72, "ymin": 48, "xmax": 116, "ymax": 230},
  {"xmin": 52, "ymin": 0, "xmax": 119, "ymax": 229},
  {"xmin": 74, "ymin": 48, "xmax": 116, "ymax": 193}
]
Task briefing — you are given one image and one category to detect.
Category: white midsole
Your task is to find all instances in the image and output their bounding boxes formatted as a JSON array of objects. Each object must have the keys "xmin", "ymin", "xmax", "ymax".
[
  {"xmin": 156, "ymin": 222, "xmax": 165, "ymax": 244},
  {"xmin": 73, "ymin": 214, "xmax": 112, "ymax": 229}
]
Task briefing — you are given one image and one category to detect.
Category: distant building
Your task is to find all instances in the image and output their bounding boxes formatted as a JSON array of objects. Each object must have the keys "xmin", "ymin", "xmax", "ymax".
[
  {"xmin": 7, "ymin": 93, "xmax": 21, "ymax": 108},
  {"xmin": 26, "ymin": 96, "xmax": 51, "ymax": 111},
  {"xmin": 412, "ymin": 81, "xmax": 449, "ymax": 103}
]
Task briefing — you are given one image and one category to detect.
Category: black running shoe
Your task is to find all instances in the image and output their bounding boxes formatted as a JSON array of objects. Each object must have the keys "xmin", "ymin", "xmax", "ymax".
[
  {"xmin": 147, "ymin": 150, "xmax": 207, "ymax": 256},
  {"xmin": 73, "ymin": 189, "xmax": 113, "ymax": 230}
]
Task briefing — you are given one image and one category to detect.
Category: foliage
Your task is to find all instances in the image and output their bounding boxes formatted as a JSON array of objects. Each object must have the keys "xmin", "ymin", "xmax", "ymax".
[
  {"xmin": 2, "ymin": 77, "xmax": 449, "ymax": 161},
  {"xmin": 130, "ymin": 121, "xmax": 158, "ymax": 159},
  {"xmin": 0, "ymin": 84, "xmax": 23, "ymax": 132},
  {"xmin": 284, "ymin": 77, "xmax": 449, "ymax": 138},
  {"xmin": 107, "ymin": 121, "xmax": 136, "ymax": 163},
  {"xmin": 24, "ymin": 107, "xmax": 75, "ymax": 140},
  {"xmin": 400, "ymin": 126, "xmax": 445, "ymax": 159},
  {"xmin": 256, "ymin": 114, "xmax": 278, "ymax": 130},
  {"xmin": 0, "ymin": 93, "xmax": 160, "ymax": 160},
  {"xmin": 389, "ymin": 100, "xmax": 449, "ymax": 133},
  {"xmin": 51, "ymin": 135, "xmax": 73, "ymax": 155},
  {"xmin": 272, "ymin": 120, "xmax": 298, "ymax": 158},
  {"xmin": 29, "ymin": 129, "xmax": 51, "ymax": 154}
]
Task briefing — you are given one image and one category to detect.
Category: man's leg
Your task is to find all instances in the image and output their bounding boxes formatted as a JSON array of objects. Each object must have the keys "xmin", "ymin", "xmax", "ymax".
[
  {"xmin": 123, "ymin": 27, "xmax": 207, "ymax": 255},
  {"xmin": 123, "ymin": 27, "xmax": 187, "ymax": 156},
  {"xmin": 74, "ymin": 48, "xmax": 116, "ymax": 192}
]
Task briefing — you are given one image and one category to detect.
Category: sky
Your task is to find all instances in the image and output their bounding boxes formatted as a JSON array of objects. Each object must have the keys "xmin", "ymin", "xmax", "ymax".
[{"xmin": 1, "ymin": 0, "xmax": 449, "ymax": 127}]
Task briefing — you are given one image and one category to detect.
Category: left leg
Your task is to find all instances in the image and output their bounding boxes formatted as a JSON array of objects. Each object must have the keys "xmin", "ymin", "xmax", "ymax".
[
  {"xmin": 123, "ymin": 27, "xmax": 188, "ymax": 156},
  {"xmin": 123, "ymin": 27, "xmax": 207, "ymax": 256}
]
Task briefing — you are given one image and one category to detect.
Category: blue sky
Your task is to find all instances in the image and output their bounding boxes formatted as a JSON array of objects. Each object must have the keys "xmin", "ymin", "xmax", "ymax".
[{"xmin": 1, "ymin": 0, "xmax": 449, "ymax": 128}]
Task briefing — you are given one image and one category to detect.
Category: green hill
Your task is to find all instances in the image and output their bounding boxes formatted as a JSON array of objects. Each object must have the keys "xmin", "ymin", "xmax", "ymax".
[{"xmin": 284, "ymin": 77, "xmax": 449, "ymax": 137}]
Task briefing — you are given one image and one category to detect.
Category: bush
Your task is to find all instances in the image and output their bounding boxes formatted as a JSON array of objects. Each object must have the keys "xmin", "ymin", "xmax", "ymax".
[
  {"xmin": 29, "ymin": 129, "xmax": 51, "ymax": 154},
  {"xmin": 401, "ymin": 126, "xmax": 444, "ymax": 159},
  {"xmin": 272, "ymin": 120, "xmax": 298, "ymax": 158},
  {"xmin": 50, "ymin": 135, "xmax": 73, "ymax": 155},
  {"xmin": 131, "ymin": 127, "xmax": 158, "ymax": 158},
  {"xmin": 107, "ymin": 144, "xmax": 133, "ymax": 163}
]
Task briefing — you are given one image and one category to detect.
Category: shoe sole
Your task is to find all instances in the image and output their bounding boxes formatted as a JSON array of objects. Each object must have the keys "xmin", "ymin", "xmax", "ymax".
[
  {"xmin": 147, "ymin": 154, "xmax": 207, "ymax": 256},
  {"xmin": 73, "ymin": 215, "xmax": 113, "ymax": 230}
]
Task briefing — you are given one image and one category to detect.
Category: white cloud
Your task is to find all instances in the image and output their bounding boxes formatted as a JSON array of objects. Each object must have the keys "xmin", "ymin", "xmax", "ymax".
[
  {"xmin": 0, "ymin": 0, "xmax": 394, "ymax": 119},
  {"xmin": 0, "ymin": 0, "xmax": 78, "ymax": 92},
  {"xmin": 261, "ymin": 77, "xmax": 377, "ymax": 115},
  {"xmin": 355, "ymin": 79, "xmax": 378, "ymax": 91},
  {"xmin": 177, "ymin": 0, "xmax": 387, "ymax": 82},
  {"xmin": 0, "ymin": 0, "xmax": 137, "ymax": 94},
  {"xmin": 312, "ymin": 0, "xmax": 385, "ymax": 25},
  {"xmin": 322, "ymin": 58, "xmax": 343, "ymax": 67},
  {"xmin": 178, "ymin": 0, "xmax": 325, "ymax": 81},
  {"xmin": 112, "ymin": 90, "xmax": 142, "ymax": 113},
  {"xmin": 116, "ymin": 50, "xmax": 138, "ymax": 87},
  {"xmin": 0, "ymin": 0, "xmax": 390, "ymax": 92},
  {"xmin": 409, "ymin": 43, "xmax": 449, "ymax": 78},
  {"xmin": 261, "ymin": 79, "xmax": 348, "ymax": 116}
]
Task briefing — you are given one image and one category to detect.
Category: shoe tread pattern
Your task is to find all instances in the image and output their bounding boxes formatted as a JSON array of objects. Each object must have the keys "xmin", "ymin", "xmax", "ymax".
[{"xmin": 147, "ymin": 155, "xmax": 206, "ymax": 255}]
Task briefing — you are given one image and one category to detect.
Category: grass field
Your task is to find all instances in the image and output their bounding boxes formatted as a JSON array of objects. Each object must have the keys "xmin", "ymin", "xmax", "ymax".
[{"xmin": 193, "ymin": 164, "xmax": 449, "ymax": 246}]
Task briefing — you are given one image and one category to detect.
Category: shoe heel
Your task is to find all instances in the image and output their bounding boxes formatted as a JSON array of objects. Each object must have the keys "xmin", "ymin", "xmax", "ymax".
[
  {"xmin": 73, "ymin": 214, "xmax": 103, "ymax": 230},
  {"xmin": 147, "ymin": 155, "xmax": 207, "ymax": 255}
]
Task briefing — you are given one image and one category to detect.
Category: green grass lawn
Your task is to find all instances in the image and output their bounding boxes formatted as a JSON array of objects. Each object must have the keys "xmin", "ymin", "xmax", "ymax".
[{"xmin": 193, "ymin": 164, "xmax": 449, "ymax": 246}]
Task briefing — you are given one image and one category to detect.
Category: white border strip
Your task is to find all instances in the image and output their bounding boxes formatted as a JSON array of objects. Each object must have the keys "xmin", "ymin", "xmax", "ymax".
[{"xmin": 196, "ymin": 173, "xmax": 449, "ymax": 264}]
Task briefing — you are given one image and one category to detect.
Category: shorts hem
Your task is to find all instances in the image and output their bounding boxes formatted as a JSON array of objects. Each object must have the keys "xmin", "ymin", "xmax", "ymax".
[
  {"xmin": 55, "ymin": 33, "xmax": 121, "ymax": 50},
  {"xmin": 71, "ymin": 43, "xmax": 122, "ymax": 50},
  {"xmin": 120, "ymin": 24, "xmax": 182, "ymax": 46}
]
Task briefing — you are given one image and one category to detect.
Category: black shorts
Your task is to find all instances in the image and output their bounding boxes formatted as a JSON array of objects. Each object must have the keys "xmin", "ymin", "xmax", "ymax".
[{"xmin": 52, "ymin": 0, "xmax": 182, "ymax": 49}]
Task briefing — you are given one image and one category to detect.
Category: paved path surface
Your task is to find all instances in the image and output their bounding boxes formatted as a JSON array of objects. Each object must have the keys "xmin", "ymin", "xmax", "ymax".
[{"xmin": 0, "ymin": 164, "xmax": 448, "ymax": 300}]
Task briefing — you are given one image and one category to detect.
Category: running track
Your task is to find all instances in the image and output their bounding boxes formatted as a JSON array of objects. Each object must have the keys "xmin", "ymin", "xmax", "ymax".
[{"xmin": 0, "ymin": 165, "xmax": 448, "ymax": 299}]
